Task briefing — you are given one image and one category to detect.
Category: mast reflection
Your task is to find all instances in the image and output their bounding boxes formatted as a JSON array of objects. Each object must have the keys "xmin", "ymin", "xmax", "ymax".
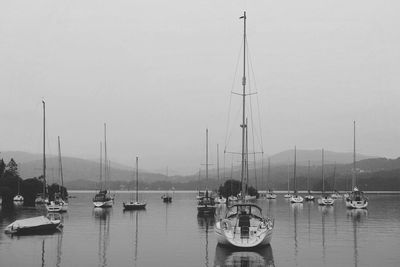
[
  {"xmin": 197, "ymin": 214, "xmax": 215, "ymax": 267},
  {"xmin": 93, "ymin": 208, "xmax": 111, "ymax": 267},
  {"xmin": 347, "ymin": 209, "xmax": 367, "ymax": 267}
]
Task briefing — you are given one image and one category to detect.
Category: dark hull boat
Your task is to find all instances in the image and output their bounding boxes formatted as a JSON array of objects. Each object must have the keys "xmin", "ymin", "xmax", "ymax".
[
  {"xmin": 162, "ymin": 195, "xmax": 172, "ymax": 203},
  {"xmin": 123, "ymin": 201, "xmax": 146, "ymax": 210}
]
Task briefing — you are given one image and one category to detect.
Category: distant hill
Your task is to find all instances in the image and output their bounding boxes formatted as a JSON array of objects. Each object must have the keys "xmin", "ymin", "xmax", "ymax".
[{"xmin": 269, "ymin": 149, "xmax": 375, "ymax": 165}]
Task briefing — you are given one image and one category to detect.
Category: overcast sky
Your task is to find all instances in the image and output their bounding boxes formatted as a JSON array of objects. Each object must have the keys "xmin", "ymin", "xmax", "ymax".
[{"xmin": 1, "ymin": 0, "xmax": 399, "ymax": 174}]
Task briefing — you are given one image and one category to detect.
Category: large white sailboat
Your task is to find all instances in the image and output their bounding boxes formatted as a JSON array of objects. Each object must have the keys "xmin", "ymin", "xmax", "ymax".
[
  {"xmin": 345, "ymin": 121, "xmax": 368, "ymax": 209},
  {"xmin": 290, "ymin": 146, "xmax": 304, "ymax": 203},
  {"xmin": 215, "ymin": 12, "xmax": 274, "ymax": 248},
  {"xmin": 93, "ymin": 123, "xmax": 114, "ymax": 208},
  {"xmin": 318, "ymin": 149, "xmax": 334, "ymax": 206}
]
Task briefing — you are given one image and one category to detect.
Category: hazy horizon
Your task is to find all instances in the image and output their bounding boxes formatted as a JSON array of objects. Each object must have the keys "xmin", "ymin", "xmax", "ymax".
[{"xmin": 1, "ymin": 0, "xmax": 399, "ymax": 174}]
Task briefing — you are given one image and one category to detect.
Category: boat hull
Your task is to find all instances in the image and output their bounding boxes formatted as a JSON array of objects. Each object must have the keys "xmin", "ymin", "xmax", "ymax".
[
  {"xmin": 265, "ymin": 194, "xmax": 277, "ymax": 199},
  {"xmin": 283, "ymin": 194, "xmax": 292, "ymax": 198},
  {"xmin": 215, "ymin": 221, "xmax": 273, "ymax": 248},
  {"xmin": 123, "ymin": 202, "xmax": 146, "ymax": 210},
  {"xmin": 93, "ymin": 200, "xmax": 114, "ymax": 208},
  {"xmin": 346, "ymin": 199, "xmax": 368, "ymax": 209},
  {"xmin": 290, "ymin": 196, "xmax": 304, "ymax": 203},
  {"xmin": 13, "ymin": 195, "xmax": 24, "ymax": 202},
  {"xmin": 305, "ymin": 195, "xmax": 315, "ymax": 201},
  {"xmin": 318, "ymin": 197, "xmax": 335, "ymax": 206},
  {"xmin": 4, "ymin": 216, "xmax": 62, "ymax": 235},
  {"xmin": 197, "ymin": 205, "xmax": 216, "ymax": 215}
]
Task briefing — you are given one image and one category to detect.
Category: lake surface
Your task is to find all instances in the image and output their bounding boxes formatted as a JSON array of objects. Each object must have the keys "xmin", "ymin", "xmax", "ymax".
[{"xmin": 0, "ymin": 192, "xmax": 399, "ymax": 266}]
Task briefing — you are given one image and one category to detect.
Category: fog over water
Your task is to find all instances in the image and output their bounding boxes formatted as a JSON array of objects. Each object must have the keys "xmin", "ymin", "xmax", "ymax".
[{"xmin": 1, "ymin": 0, "xmax": 400, "ymax": 174}]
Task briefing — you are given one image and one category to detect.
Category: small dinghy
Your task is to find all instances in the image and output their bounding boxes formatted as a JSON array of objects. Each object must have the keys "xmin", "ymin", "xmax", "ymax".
[
  {"xmin": 161, "ymin": 194, "xmax": 172, "ymax": 203},
  {"xmin": 4, "ymin": 215, "xmax": 62, "ymax": 235}
]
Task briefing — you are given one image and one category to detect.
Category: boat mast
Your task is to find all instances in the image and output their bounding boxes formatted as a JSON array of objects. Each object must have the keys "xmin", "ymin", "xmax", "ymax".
[
  {"xmin": 352, "ymin": 121, "xmax": 356, "ymax": 189},
  {"xmin": 322, "ymin": 148, "xmax": 325, "ymax": 193},
  {"xmin": 240, "ymin": 11, "xmax": 247, "ymax": 196},
  {"xmin": 333, "ymin": 163, "xmax": 336, "ymax": 192},
  {"xmin": 58, "ymin": 136, "xmax": 64, "ymax": 196},
  {"xmin": 206, "ymin": 128, "xmax": 209, "ymax": 191},
  {"xmin": 245, "ymin": 118, "xmax": 249, "ymax": 195},
  {"xmin": 136, "ymin": 156, "xmax": 139, "ymax": 202},
  {"xmin": 104, "ymin": 123, "xmax": 108, "ymax": 190},
  {"xmin": 294, "ymin": 146, "xmax": 297, "ymax": 194},
  {"xmin": 307, "ymin": 160, "xmax": 310, "ymax": 192},
  {"xmin": 100, "ymin": 142, "xmax": 102, "ymax": 190},
  {"xmin": 287, "ymin": 160, "xmax": 290, "ymax": 194},
  {"xmin": 267, "ymin": 158, "xmax": 271, "ymax": 190},
  {"xmin": 216, "ymin": 144, "xmax": 220, "ymax": 183},
  {"xmin": 42, "ymin": 100, "xmax": 47, "ymax": 197}
]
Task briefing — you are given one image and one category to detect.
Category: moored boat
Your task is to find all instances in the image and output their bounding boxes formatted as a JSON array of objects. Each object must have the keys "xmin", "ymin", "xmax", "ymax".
[
  {"xmin": 123, "ymin": 157, "xmax": 146, "ymax": 210},
  {"xmin": 4, "ymin": 214, "xmax": 62, "ymax": 235},
  {"xmin": 290, "ymin": 146, "xmax": 304, "ymax": 204},
  {"xmin": 318, "ymin": 149, "xmax": 335, "ymax": 206}
]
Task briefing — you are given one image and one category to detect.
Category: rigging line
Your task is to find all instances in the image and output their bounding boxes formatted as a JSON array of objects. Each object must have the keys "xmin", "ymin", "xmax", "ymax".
[
  {"xmin": 225, "ymin": 103, "xmax": 243, "ymax": 151},
  {"xmin": 247, "ymin": 39, "xmax": 265, "ymax": 151},
  {"xmin": 224, "ymin": 42, "xmax": 244, "ymax": 151}
]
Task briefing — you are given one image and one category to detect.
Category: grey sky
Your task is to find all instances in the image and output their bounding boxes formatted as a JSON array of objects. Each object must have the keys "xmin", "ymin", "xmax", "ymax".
[{"xmin": 1, "ymin": 0, "xmax": 399, "ymax": 174}]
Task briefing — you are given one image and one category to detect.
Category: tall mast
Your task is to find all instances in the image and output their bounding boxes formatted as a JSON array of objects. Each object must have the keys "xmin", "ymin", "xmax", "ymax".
[
  {"xmin": 294, "ymin": 146, "xmax": 297, "ymax": 193},
  {"xmin": 42, "ymin": 100, "xmax": 46, "ymax": 196},
  {"xmin": 58, "ymin": 136, "xmax": 64, "ymax": 193},
  {"xmin": 245, "ymin": 118, "xmax": 249, "ymax": 195},
  {"xmin": 216, "ymin": 144, "xmax": 220, "ymax": 183},
  {"xmin": 267, "ymin": 158, "xmax": 271, "ymax": 190},
  {"xmin": 287, "ymin": 160, "xmax": 290, "ymax": 194},
  {"xmin": 104, "ymin": 123, "xmax": 107, "ymax": 190},
  {"xmin": 136, "ymin": 157, "xmax": 139, "ymax": 202},
  {"xmin": 333, "ymin": 163, "xmax": 336, "ymax": 191},
  {"xmin": 206, "ymin": 128, "xmax": 209, "ymax": 189},
  {"xmin": 322, "ymin": 148, "xmax": 325, "ymax": 193},
  {"xmin": 307, "ymin": 160, "xmax": 310, "ymax": 192},
  {"xmin": 352, "ymin": 121, "xmax": 356, "ymax": 189},
  {"xmin": 99, "ymin": 142, "xmax": 102, "ymax": 190},
  {"xmin": 240, "ymin": 11, "xmax": 247, "ymax": 196}
]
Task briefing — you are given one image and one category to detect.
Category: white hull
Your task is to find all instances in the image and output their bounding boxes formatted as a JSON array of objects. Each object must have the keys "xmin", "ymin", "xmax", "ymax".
[
  {"xmin": 305, "ymin": 195, "xmax": 315, "ymax": 201},
  {"xmin": 265, "ymin": 193, "xmax": 277, "ymax": 199},
  {"xmin": 13, "ymin": 195, "xmax": 24, "ymax": 202},
  {"xmin": 93, "ymin": 200, "xmax": 114, "ymax": 208},
  {"xmin": 318, "ymin": 197, "xmax": 335, "ymax": 206},
  {"xmin": 215, "ymin": 220, "xmax": 273, "ymax": 248},
  {"xmin": 215, "ymin": 197, "xmax": 227, "ymax": 204},
  {"xmin": 283, "ymin": 194, "xmax": 292, "ymax": 198},
  {"xmin": 228, "ymin": 196, "xmax": 238, "ymax": 202},
  {"xmin": 346, "ymin": 199, "xmax": 368, "ymax": 209},
  {"xmin": 290, "ymin": 195, "xmax": 304, "ymax": 203},
  {"xmin": 331, "ymin": 193, "xmax": 341, "ymax": 199},
  {"xmin": 244, "ymin": 195, "xmax": 257, "ymax": 201}
]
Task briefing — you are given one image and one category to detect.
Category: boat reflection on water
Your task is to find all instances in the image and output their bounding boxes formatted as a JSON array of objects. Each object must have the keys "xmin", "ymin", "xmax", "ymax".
[
  {"xmin": 214, "ymin": 244, "xmax": 274, "ymax": 267},
  {"xmin": 347, "ymin": 209, "xmax": 367, "ymax": 267},
  {"xmin": 93, "ymin": 207, "xmax": 111, "ymax": 267},
  {"xmin": 197, "ymin": 214, "xmax": 215, "ymax": 267}
]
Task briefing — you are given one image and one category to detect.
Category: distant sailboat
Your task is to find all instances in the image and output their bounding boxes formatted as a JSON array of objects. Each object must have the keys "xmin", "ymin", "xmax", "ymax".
[
  {"xmin": 345, "ymin": 121, "xmax": 368, "ymax": 209},
  {"xmin": 93, "ymin": 124, "xmax": 114, "ymax": 208},
  {"xmin": 284, "ymin": 161, "xmax": 292, "ymax": 198},
  {"xmin": 197, "ymin": 129, "xmax": 216, "ymax": 215},
  {"xmin": 35, "ymin": 100, "xmax": 48, "ymax": 205},
  {"xmin": 13, "ymin": 178, "xmax": 24, "ymax": 203},
  {"xmin": 46, "ymin": 136, "xmax": 68, "ymax": 212},
  {"xmin": 265, "ymin": 158, "xmax": 277, "ymax": 199},
  {"xmin": 330, "ymin": 163, "xmax": 341, "ymax": 199},
  {"xmin": 304, "ymin": 160, "xmax": 315, "ymax": 201},
  {"xmin": 161, "ymin": 167, "xmax": 172, "ymax": 203},
  {"xmin": 290, "ymin": 146, "xmax": 304, "ymax": 203},
  {"xmin": 123, "ymin": 156, "xmax": 146, "ymax": 210},
  {"xmin": 318, "ymin": 149, "xmax": 334, "ymax": 206}
]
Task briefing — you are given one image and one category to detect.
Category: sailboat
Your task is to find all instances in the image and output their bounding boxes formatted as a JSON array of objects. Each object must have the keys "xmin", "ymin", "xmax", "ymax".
[
  {"xmin": 330, "ymin": 163, "xmax": 341, "ymax": 199},
  {"xmin": 13, "ymin": 178, "xmax": 24, "ymax": 203},
  {"xmin": 284, "ymin": 161, "xmax": 292, "ymax": 198},
  {"xmin": 161, "ymin": 167, "xmax": 173, "ymax": 203},
  {"xmin": 215, "ymin": 12, "xmax": 274, "ymax": 248},
  {"xmin": 265, "ymin": 158, "xmax": 277, "ymax": 199},
  {"xmin": 290, "ymin": 146, "xmax": 304, "ymax": 203},
  {"xmin": 35, "ymin": 100, "xmax": 49, "ymax": 205},
  {"xmin": 123, "ymin": 156, "xmax": 146, "ymax": 210},
  {"xmin": 318, "ymin": 149, "xmax": 334, "ymax": 206},
  {"xmin": 46, "ymin": 136, "xmax": 68, "ymax": 212},
  {"xmin": 197, "ymin": 129, "xmax": 216, "ymax": 215},
  {"xmin": 304, "ymin": 160, "xmax": 315, "ymax": 201},
  {"xmin": 93, "ymin": 123, "xmax": 114, "ymax": 208},
  {"xmin": 214, "ymin": 144, "xmax": 227, "ymax": 204},
  {"xmin": 345, "ymin": 121, "xmax": 368, "ymax": 209}
]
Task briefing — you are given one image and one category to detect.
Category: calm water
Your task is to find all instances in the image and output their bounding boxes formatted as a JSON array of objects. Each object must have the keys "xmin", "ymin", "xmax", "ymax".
[{"xmin": 0, "ymin": 192, "xmax": 399, "ymax": 267}]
